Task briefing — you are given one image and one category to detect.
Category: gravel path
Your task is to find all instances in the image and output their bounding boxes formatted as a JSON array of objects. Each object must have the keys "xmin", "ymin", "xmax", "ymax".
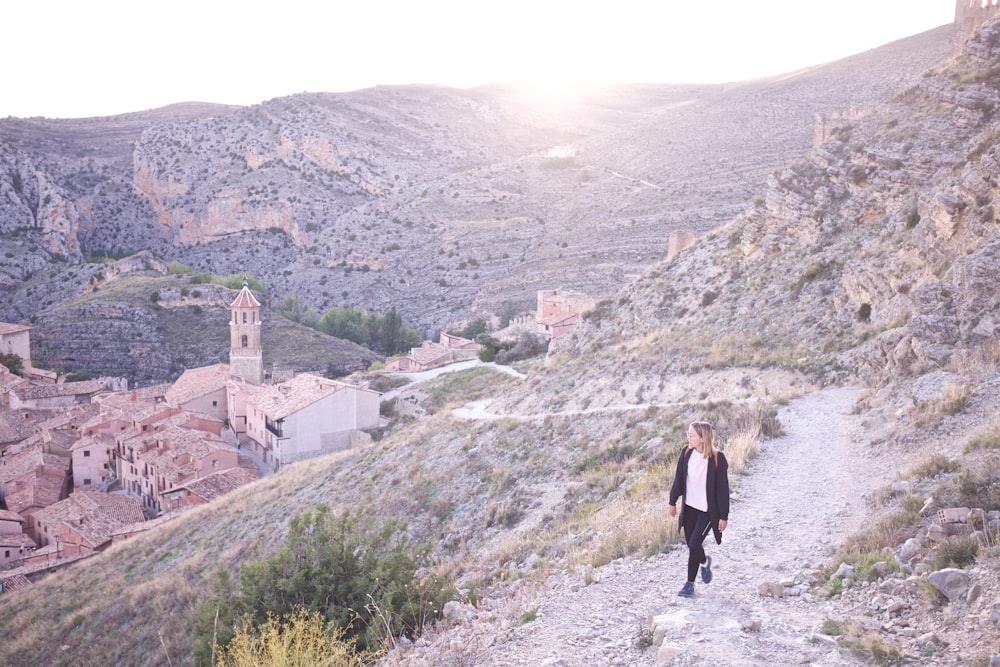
[{"xmin": 488, "ymin": 386, "xmax": 890, "ymax": 666}]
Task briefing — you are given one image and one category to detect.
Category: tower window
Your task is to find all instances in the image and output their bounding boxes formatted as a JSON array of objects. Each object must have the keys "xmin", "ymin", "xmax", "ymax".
[
  {"xmin": 242, "ymin": 335, "xmax": 248, "ymax": 347},
  {"xmin": 243, "ymin": 312, "xmax": 247, "ymax": 324}
]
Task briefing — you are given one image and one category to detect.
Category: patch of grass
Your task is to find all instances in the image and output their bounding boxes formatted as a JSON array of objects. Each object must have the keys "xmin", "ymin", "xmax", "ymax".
[
  {"xmin": 939, "ymin": 383, "xmax": 969, "ymax": 415},
  {"xmin": 907, "ymin": 453, "xmax": 958, "ymax": 479},
  {"xmin": 936, "ymin": 465, "xmax": 1000, "ymax": 512},
  {"xmin": 819, "ymin": 618, "xmax": 844, "ymax": 636},
  {"xmin": 964, "ymin": 422, "xmax": 1000, "ymax": 453},
  {"xmin": 517, "ymin": 607, "xmax": 538, "ymax": 625},
  {"xmin": 422, "ymin": 367, "xmax": 519, "ymax": 412},
  {"xmin": 932, "ymin": 535, "xmax": 979, "ymax": 570}
]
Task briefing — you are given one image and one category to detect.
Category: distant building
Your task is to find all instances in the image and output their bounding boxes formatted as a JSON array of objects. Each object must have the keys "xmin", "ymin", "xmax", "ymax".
[
  {"xmin": 114, "ymin": 414, "xmax": 236, "ymax": 515},
  {"xmin": 0, "ymin": 322, "xmax": 32, "ymax": 370},
  {"xmin": 385, "ymin": 333, "xmax": 480, "ymax": 372},
  {"xmin": 27, "ymin": 491, "xmax": 143, "ymax": 557},
  {"xmin": 160, "ymin": 467, "xmax": 258, "ymax": 512},
  {"xmin": 536, "ymin": 289, "xmax": 599, "ymax": 340},
  {"xmin": 164, "ymin": 363, "xmax": 231, "ymax": 422},
  {"xmin": 231, "ymin": 373, "xmax": 380, "ymax": 471},
  {"xmin": 0, "ymin": 509, "xmax": 34, "ymax": 568}
]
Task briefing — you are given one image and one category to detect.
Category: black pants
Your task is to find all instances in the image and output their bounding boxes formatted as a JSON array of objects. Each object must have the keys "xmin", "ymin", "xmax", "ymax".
[{"xmin": 682, "ymin": 504, "xmax": 712, "ymax": 583}]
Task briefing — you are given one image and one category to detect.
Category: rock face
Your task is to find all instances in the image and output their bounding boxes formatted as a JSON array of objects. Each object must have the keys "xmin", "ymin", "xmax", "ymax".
[{"xmin": 0, "ymin": 27, "xmax": 952, "ymax": 345}]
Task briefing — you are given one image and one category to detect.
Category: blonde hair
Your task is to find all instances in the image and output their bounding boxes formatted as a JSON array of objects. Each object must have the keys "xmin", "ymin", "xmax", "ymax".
[{"xmin": 690, "ymin": 421, "xmax": 715, "ymax": 459}]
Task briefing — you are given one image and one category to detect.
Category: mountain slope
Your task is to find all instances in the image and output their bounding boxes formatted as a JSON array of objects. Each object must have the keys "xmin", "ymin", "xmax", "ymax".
[{"xmin": 0, "ymin": 28, "xmax": 951, "ymax": 359}]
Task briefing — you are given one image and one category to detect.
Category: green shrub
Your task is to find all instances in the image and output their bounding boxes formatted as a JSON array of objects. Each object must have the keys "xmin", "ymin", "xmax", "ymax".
[
  {"xmin": 192, "ymin": 505, "xmax": 452, "ymax": 663},
  {"xmin": 168, "ymin": 261, "xmax": 193, "ymax": 275}
]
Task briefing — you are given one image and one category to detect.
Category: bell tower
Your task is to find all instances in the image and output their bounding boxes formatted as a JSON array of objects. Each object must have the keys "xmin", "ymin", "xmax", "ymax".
[{"xmin": 229, "ymin": 276, "xmax": 263, "ymax": 384}]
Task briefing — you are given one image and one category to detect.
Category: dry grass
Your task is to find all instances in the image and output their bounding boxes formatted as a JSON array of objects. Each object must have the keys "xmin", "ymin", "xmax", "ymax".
[
  {"xmin": 723, "ymin": 416, "xmax": 762, "ymax": 473},
  {"xmin": 964, "ymin": 420, "xmax": 1000, "ymax": 453}
]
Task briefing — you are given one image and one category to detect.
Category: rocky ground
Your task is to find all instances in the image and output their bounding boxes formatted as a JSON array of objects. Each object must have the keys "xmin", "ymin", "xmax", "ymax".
[{"xmin": 381, "ymin": 386, "xmax": 1000, "ymax": 666}]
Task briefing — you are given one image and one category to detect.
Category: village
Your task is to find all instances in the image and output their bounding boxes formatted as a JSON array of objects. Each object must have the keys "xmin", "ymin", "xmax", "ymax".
[{"xmin": 0, "ymin": 281, "xmax": 599, "ymax": 595}]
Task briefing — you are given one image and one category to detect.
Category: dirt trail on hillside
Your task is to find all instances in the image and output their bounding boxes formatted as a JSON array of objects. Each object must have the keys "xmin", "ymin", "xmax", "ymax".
[{"xmin": 487, "ymin": 386, "xmax": 887, "ymax": 666}]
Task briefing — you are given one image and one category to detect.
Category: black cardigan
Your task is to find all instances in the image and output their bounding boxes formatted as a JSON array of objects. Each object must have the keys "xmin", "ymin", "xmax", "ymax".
[{"xmin": 668, "ymin": 445, "xmax": 731, "ymax": 544}]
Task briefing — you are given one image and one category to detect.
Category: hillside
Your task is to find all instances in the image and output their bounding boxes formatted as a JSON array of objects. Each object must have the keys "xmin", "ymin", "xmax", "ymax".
[
  {"xmin": 20, "ymin": 251, "xmax": 377, "ymax": 385},
  {"xmin": 7, "ymin": 16, "xmax": 1000, "ymax": 667},
  {"xmin": 0, "ymin": 26, "xmax": 951, "ymax": 384}
]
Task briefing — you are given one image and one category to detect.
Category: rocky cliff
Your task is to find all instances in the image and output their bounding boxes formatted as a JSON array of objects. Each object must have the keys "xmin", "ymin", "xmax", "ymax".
[{"xmin": 0, "ymin": 27, "xmax": 952, "ymax": 372}]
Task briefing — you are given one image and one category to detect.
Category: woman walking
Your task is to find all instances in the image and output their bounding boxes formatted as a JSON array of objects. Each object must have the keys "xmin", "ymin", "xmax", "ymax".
[{"xmin": 668, "ymin": 420, "xmax": 730, "ymax": 597}]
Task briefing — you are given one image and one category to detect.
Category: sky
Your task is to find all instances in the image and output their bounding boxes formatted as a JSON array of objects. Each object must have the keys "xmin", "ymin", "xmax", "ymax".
[{"xmin": 3, "ymin": 0, "xmax": 956, "ymax": 119}]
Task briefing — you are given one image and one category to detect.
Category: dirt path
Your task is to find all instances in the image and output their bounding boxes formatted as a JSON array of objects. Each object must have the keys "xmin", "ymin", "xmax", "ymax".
[{"xmin": 486, "ymin": 386, "xmax": 889, "ymax": 666}]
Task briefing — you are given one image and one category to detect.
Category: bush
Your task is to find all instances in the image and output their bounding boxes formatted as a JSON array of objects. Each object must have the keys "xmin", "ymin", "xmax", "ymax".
[
  {"xmin": 933, "ymin": 535, "xmax": 978, "ymax": 570},
  {"xmin": 218, "ymin": 608, "xmax": 373, "ymax": 667},
  {"xmin": 168, "ymin": 261, "xmax": 193, "ymax": 275},
  {"xmin": 494, "ymin": 332, "xmax": 547, "ymax": 364},
  {"xmin": 192, "ymin": 505, "xmax": 452, "ymax": 662},
  {"xmin": 0, "ymin": 353, "xmax": 24, "ymax": 376}
]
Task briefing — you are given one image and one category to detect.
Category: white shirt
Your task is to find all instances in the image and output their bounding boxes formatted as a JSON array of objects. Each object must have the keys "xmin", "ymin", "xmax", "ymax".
[{"xmin": 685, "ymin": 449, "xmax": 709, "ymax": 512}]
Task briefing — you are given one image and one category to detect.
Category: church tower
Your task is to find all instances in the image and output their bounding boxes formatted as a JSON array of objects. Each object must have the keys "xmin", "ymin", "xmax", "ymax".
[{"xmin": 229, "ymin": 276, "xmax": 263, "ymax": 384}]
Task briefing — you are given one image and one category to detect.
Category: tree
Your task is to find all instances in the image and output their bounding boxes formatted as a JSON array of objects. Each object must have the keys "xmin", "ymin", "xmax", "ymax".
[
  {"xmin": 0, "ymin": 353, "xmax": 23, "ymax": 376},
  {"xmin": 380, "ymin": 307, "xmax": 403, "ymax": 355}
]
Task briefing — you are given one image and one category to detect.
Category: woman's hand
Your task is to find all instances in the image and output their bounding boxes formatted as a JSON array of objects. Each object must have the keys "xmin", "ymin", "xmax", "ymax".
[
  {"xmin": 668, "ymin": 505, "xmax": 677, "ymax": 517},
  {"xmin": 719, "ymin": 519, "xmax": 728, "ymax": 532}
]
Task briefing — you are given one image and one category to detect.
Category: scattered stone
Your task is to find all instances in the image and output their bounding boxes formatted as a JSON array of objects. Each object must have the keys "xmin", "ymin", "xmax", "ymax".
[
  {"xmin": 898, "ymin": 537, "xmax": 922, "ymax": 562},
  {"xmin": 927, "ymin": 568, "xmax": 971, "ymax": 602},
  {"xmin": 656, "ymin": 642, "xmax": 684, "ymax": 664},
  {"xmin": 758, "ymin": 581, "xmax": 786, "ymax": 598}
]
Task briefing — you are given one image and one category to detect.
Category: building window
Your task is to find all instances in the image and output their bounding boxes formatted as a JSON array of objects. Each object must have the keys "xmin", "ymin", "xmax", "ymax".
[
  {"xmin": 243, "ymin": 312, "xmax": 247, "ymax": 324},
  {"xmin": 212, "ymin": 400, "xmax": 218, "ymax": 407},
  {"xmin": 83, "ymin": 450, "xmax": 91, "ymax": 457},
  {"xmin": 84, "ymin": 478, "xmax": 92, "ymax": 486},
  {"xmin": 242, "ymin": 335, "xmax": 248, "ymax": 347}
]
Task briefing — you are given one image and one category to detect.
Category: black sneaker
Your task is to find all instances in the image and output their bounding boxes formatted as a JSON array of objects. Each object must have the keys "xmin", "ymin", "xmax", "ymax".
[
  {"xmin": 701, "ymin": 556, "xmax": 713, "ymax": 584},
  {"xmin": 677, "ymin": 581, "xmax": 695, "ymax": 597}
]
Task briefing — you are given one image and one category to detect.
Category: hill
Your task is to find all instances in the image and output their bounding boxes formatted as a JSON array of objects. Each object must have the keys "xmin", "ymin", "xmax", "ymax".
[{"xmin": 0, "ymin": 26, "xmax": 952, "ymax": 384}]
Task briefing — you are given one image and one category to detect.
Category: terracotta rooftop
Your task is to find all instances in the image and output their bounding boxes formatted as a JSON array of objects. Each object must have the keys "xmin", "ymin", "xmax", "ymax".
[
  {"xmin": 92, "ymin": 385, "xmax": 170, "ymax": 412},
  {"xmin": 165, "ymin": 364, "xmax": 232, "ymax": 406},
  {"xmin": 0, "ymin": 410, "xmax": 40, "ymax": 445},
  {"xmin": 0, "ymin": 573, "xmax": 31, "ymax": 593},
  {"xmin": 0, "ymin": 323, "xmax": 31, "ymax": 335},
  {"xmin": 0, "ymin": 509, "xmax": 24, "ymax": 523},
  {"xmin": 32, "ymin": 492, "xmax": 143, "ymax": 548},
  {"xmin": 230, "ymin": 283, "xmax": 261, "ymax": 309},
  {"xmin": 0, "ymin": 532, "xmax": 37, "ymax": 550},
  {"xmin": 12, "ymin": 380, "xmax": 106, "ymax": 401},
  {"xmin": 0, "ymin": 447, "xmax": 46, "ymax": 484},
  {"xmin": 408, "ymin": 343, "xmax": 454, "ymax": 367},
  {"xmin": 37, "ymin": 404, "xmax": 101, "ymax": 432},
  {"xmin": 251, "ymin": 373, "xmax": 378, "ymax": 420},
  {"xmin": 166, "ymin": 467, "xmax": 258, "ymax": 502}
]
